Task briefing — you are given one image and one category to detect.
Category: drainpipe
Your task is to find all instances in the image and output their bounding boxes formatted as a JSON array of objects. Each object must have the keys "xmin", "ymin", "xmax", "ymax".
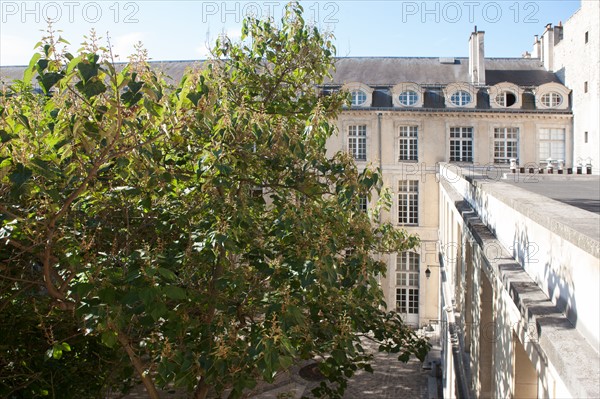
[
  {"xmin": 377, "ymin": 112, "xmax": 383, "ymax": 171},
  {"xmin": 377, "ymin": 112, "xmax": 384, "ymax": 294},
  {"xmin": 377, "ymin": 112, "xmax": 383, "ymax": 226}
]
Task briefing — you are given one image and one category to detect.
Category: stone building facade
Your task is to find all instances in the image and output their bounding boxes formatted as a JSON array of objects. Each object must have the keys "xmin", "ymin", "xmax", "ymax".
[
  {"xmin": 322, "ymin": 6, "xmax": 599, "ymax": 397},
  {"xmin": 324, "ymin": 32, "xmax": 574, "ymax": 328}
]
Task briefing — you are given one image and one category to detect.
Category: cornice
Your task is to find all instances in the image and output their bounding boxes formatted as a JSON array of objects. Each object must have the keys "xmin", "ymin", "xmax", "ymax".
[{"xmin": 341, "ymin": 109, "xmax": 573, "ymax": 120}]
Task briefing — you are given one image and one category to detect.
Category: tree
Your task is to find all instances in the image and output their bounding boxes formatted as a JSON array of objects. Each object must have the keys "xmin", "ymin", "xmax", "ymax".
[{"xmin": 0, "ymin": 3, "xmax": 430, "ymax": 398}]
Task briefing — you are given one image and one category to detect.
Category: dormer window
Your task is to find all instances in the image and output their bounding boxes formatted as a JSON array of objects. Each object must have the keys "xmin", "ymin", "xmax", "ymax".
[
  {"xmin": 535, "ymin": 82, "xmax": 570, "ymax": 110},
  {"xmin": 342, "ymin": 83, "xmax": 373, "ymax": 108},
  {"xmin": 489, "ymin": 83, "xmax": 523, "ymax": 109},
  {"xmin": 351, "ymin": 89, "xmax": 367, "ymax": 106},
  {"xmin": 399, "ymin": 91, "xmax": 418, "ymax": 106},
  {"xmin": 443, "ymin": 83, "xmax": 477, "ymax": 109},
  {"xmin": 495, "ymin": 91, "xmax": 516, "ymax": 107},
  {"xmin": 450, "ymin": 90, "xmax": 472, "ymax": 106},
  {"xmin": 392, "ymin": 83, "xmax": 424, "ymax": 108},
  {"xmin": 541, "ymin": 92, "xmax": 562, "ymax": 108}
]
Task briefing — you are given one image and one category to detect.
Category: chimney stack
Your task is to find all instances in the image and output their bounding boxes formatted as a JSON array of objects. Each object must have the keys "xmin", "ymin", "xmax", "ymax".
[
  {"xmin": 541, "ymin": 23, "xmax": 554, "ymax": 71},
  {"xmin": 469, "ymin": 28, "xmax": 486, "ymax": 85},
  {"xmin": 532, "ymin": 35, "xmax": 541, "ymax": 58}
]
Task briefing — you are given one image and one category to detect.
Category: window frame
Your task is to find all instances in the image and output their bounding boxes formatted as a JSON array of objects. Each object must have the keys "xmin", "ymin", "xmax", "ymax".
[
  {"xmin": 398, "ymin": 90, "xmax": 419, "ymax": 106},
  {"xmin": 536, "ymin": 83, "xmax": 570, "ymax": 110},
  {"xmin": 398, "ymin": 125, "xmax": 418, "ymax": 162},
  {"xmin": 489, "ymin": 82, "xmax": 523, "ymax": 109},
  {"xmin": 351, "ymin": 89, "xmax": 367, "ymax": 107},
  {"xmin": 396, "ymin": 251, "xmax": 420, "ymax": 315},
  {"xmin": 392, "ymin": 83, "xmax": 424, "ymax": 108},
  {"xmin": 540, "ymin": 92, "xmax": 563, "ymax": 108},
  {"xmin": 450, "ymin": 90, "xmax": 472, "ymax": 106},
  {"xmin": 347, "ymin": 124, "xmax": 367, "ymax": 161},
  {"xmin": 495, "ymin": 91, "xmax": 517, "ymax": 107},
  {"xmin": 449, "ymin": 127, "xmax": 474, "ymax": 163},
  {"xmin": 538, "ymin": 128, "xmax": 566, "ymax": 162},
  {"xmin": 358, "ymin": 195, "xmax": 368, "ymax": 213},
  {"xmin": 398, "ymin": 180, "xmax": 419, "ymax": 226},
  {"xmin": 493, "ymin": 127, "xmax": 519, "ymax": 164}
]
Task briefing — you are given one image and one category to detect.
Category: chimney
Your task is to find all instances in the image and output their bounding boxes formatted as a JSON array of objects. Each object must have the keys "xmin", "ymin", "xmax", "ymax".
[
  {"xmin": 554, "ymin": 21, "xmax": 564, "ymax": 45},
  {"xmin": 541, "ymin": 23, "xmax": 554, "ymax": 71},
  {"xmin": 532, "ymin": 35, "xmax": 541, "ymax": 58},
  {"xmin": 468, "ymin": 27, "xmax": 486, "ymax": 85}
]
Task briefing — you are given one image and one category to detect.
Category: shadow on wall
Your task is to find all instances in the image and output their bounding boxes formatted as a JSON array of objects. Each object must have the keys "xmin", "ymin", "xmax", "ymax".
[
  {"xmin": 468, "ymin": 181, "xmax": 496, "ymax": 237},
  {"xmin": 512, "ymin": 224, "xmax": 578, "ymax": 329}
]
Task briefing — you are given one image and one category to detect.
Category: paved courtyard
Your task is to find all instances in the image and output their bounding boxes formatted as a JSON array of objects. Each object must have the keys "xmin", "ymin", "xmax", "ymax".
[{"xmin": 120, "ymin": 337, "xmax": 441, "ymax": 399}]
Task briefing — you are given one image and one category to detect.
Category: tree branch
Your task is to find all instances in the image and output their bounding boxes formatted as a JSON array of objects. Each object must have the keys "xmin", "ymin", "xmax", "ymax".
[{"xmin": 116, "ymin": 329, "xmax": 161, "ymax": 399}]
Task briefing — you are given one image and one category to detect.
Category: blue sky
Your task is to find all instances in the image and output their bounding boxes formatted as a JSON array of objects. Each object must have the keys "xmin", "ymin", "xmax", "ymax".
[{"xmin": 0, "ymin": 1, "xmax": 582, "ymax": 66}]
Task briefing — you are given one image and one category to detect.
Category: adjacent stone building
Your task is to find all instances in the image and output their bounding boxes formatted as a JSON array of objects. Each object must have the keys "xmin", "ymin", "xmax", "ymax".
[{"xmin": 534, "ymin": 0, "xmax": 600, "ymax": 175}]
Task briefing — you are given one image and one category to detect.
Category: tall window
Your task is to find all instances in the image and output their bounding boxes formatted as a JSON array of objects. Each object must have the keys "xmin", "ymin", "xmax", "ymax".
[
  {"xmin": 494, "ymin": 127, "xmax": 519, "ymax": 164},
  {"xmin": 539, "ymin": 128, "xmax": 565, "ymax": 160},
  {"xmin": 450, "ymin": 127, "xmax": 473, "ymax": 162},
  {"xmin": 398, "ymin": 126, "xmax": 418, "ymax": 161},
  {"xmin": 348, "ymin": 125, "xmax": 367, "ymax": 161},
  {"xmin": 398, "ymin": 180, "xmax": 418, "ymax": 225},
  {"xmin": 396, "ymin": 252, "xmax": 420, "ymax": 315},
  {"xmin": 358, "ymin": 195, "xmax": 368, "ymax": 212}
]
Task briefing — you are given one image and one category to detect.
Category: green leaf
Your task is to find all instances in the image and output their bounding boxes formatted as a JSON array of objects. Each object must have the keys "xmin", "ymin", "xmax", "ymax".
[
  {"xmin": 9, "ymin": 163, "xmax": 32, "ymax": 187},
  {"xmin": 24, "ymin": 53, "xmax": 41, "ymax": 82},
  {"xmin": 150, "ymin": 303, "xmax": 168, "ymax": 321},
  {"xmin": 0, "ymin": 129, "xmax": 13, "ymax": 143},
  {"xmin": 77, "ymin": 61, "xmax": 99, "ymax": 83},
  {"xmin": 101, "ymin": 331, "xmax": 118, "ymax": 348},
  {"xmin": 15, "ymin": 114, "xmax": 31, "ymax": 130},
  {"xmin": 121, "ymin": 90, "xmax": 142, "ymax": 106},
  {"xmin": 75, "ymin": 78, "xmax": 106, "ymax": 99},
  {"xmin": 157, "ymin": 267, "xmax": 177, "ymax": 282},
  {"xmin": 38, "ymin": 72, "xmax": 64, "ymax": 94},
  {"xmin": 164, "ymin": 285, "xmax": 187, "ymax": 300}
]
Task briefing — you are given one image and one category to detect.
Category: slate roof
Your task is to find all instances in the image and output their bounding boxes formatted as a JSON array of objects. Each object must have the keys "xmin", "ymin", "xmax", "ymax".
[
  {"xmin": 1, "ymin": 57, "xmax": 566, "ymax": 111},
  {"xmin": 1, "ymin": 56, "xmax": 561, "ymax": 87},
  {"xmin": 327, "ymin": 57, "xmax": 560, "ymax": 87}
]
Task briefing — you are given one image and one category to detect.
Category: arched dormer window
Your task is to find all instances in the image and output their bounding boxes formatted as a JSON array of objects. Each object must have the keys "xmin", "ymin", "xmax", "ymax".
[
  {"xmin": 443, "ymin": 83, "xmax": 477, "ymax": 109},
  {"xmin": 534, "ymin": 82, "xmax": 570, "ymax": 110},
  {"xmin": 392, "ymin": 82, "xmax": 424, "ymax": 108},
  {"xmin": 351, "ymin": 89, "xmax": 367, "ymax": 106},
  {"xmin": 341, "ymin": 82, "xmax": 374, "ymax": 108},
  {"xmin": 489, "ymin": 82, "xmax": 524, "ymax": 109}
]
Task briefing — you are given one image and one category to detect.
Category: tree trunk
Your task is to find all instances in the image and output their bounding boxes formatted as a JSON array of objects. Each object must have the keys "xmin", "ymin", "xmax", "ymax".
[
  {"xmin": 116, "ymin": 331, "xmax": 161, "ymax": 399},
  {"xmin": 193, "ymin": 379, "xmax": 210, "ymax": 399}
]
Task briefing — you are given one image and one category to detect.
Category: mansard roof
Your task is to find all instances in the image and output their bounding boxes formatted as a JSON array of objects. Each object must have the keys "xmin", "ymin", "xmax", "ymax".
[
  {"xmin": 327, "ymin": 57, "xmax": 561, "ymax": 87},
  {"xmin": 1, "ymin": 57, "xmax": 561, "ymax": 88}
]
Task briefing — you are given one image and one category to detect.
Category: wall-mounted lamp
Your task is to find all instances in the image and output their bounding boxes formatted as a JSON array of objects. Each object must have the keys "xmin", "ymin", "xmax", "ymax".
[{"xmin": 425, "ymin": 267, "xmax": 431, "ymax": 279}]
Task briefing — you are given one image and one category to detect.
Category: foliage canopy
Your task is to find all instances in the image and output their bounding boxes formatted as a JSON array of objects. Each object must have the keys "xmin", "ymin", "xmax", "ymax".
[{"xmin": 0, "ymin": 3, "xmax": 429, "ymax": 398}]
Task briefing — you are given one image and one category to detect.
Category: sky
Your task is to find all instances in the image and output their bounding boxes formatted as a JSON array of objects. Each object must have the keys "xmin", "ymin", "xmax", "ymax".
[{"xmin": 0, "ymin": 0, "xmax": 583, "ymax": 66}]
